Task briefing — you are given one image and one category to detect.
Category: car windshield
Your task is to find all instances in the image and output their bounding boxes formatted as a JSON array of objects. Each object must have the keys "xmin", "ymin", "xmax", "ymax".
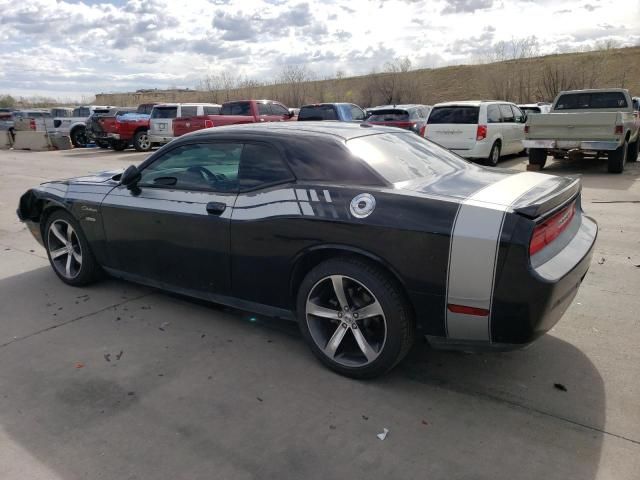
[
  {"xmin": 427, "ymin": 106, "xmax": 479, "ymax": 124},
  {"xmin": 347, "ymin": 132, "xmax": 469, "ymax": 184},
  {"xmin": 298, "ymin": 105, "xmax": 338, "ymax": 121},
  {"xmin": 151, "ymin": 107, "xmax": 178, "ymax": 119},
  {"xmin": 555, "ymin": 92, "xmax": 628, "ymax": 110},
  {"xmin": 367, "ymin": 110, "xmax": 410, "ymax": 122},
  {"xmin": 220, "ymin": 102, "xmax": 251, "ymax": 116}
]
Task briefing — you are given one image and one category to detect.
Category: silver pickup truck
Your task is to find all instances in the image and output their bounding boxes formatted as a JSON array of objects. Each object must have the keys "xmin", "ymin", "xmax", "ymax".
[{"xmin": 524, "ymin": 88, "xmax": 640, "ymax": 173}]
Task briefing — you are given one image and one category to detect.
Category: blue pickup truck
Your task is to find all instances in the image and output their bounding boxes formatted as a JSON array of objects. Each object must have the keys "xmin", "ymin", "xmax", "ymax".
[{"xmin": 298, "ymin": 103, "xmax": 367, "ymax": 122}]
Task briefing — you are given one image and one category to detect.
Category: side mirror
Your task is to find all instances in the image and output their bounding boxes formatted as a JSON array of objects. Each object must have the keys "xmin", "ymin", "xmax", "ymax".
[{"xmin": 121, "ymin": 165, "xmax": 141, "ymax": 189}]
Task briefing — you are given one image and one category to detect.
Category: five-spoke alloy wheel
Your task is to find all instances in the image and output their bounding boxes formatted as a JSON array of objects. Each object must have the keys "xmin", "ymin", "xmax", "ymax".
[
  {"xmin": 48, "ymin": 219, "xmax": 83, "ymax": 279},
  {"xmin": 44, "ymin": 210, "xmax": 99, "ymax": 286},
  {"xmin": 297, "ymin": 258, "xmax": 414, "ymax": 378}
]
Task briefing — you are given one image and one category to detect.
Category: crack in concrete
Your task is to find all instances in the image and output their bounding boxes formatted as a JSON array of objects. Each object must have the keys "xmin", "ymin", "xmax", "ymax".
[{"xmin": 0, "ymin": 291, "xmax": 155, "ymax": 349}]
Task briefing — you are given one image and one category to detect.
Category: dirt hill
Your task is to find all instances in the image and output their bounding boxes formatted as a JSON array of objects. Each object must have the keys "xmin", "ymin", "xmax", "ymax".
[{"xmin": 95, "ymin": 46, "xmax": 640, "ymax": 108}]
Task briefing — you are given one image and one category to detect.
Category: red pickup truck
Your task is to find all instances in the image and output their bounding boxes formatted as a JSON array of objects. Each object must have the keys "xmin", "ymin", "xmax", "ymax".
[
  {"xmin": 97, "ymin": 103, "xmax": 158, "ymax": 152},
  {"xmin": 172, "ymin": 100, "xmax": 294, "ymax": 137}
]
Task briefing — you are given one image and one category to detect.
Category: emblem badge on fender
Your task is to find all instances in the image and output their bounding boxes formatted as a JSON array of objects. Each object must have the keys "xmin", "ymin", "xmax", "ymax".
[{"xmin": 350, "ymin": 193, "xmax": 376, "ymax": 218}]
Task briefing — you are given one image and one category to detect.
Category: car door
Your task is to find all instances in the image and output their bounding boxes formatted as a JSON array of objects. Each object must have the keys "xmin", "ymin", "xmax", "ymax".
[
  {"xmin": 100, "ymin": 141, "xmax": 242, "ymax": 295},
  {"xmin": 498, "ymin": 104, "xmax": 516, "ymax": 154},
  {"xmin": 229, "ymin": 141, "xmax": 299, "ymax": 309},
  {"xmin": 257, "ymin": 102, "xmax": 272, "ymax": 122},
  {"xmin": 350, "ymin": 104, "xmax": 366, "ymax": 122}
]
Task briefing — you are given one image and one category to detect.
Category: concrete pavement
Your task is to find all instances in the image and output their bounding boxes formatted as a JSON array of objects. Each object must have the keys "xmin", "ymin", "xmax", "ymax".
[{"xmin": 0, "ymin": 148, "xmax": 638, "ymax": 479}]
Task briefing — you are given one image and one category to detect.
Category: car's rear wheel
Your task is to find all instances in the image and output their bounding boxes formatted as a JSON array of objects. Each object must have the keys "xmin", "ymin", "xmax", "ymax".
[
  {"xmin": 487, "ymin": 141, "xmax": 500, "ymax": 166},
  {"xmin": 529, "ymin": 148, "xmax": 547, "ymax": 168},
  {"xmin": 133, "ymin": 130, "xmax": 152, "ymax": 152},
  {"xmin": 44, "ymin": 210, "xmax": 100, "ymax": 286},
  {"xmin": 607, "ymin": 140, "xmax": 628, "ymax": 173},
  {"xmin": 110, "ymin": 140, "xmax": 128, "ymax": 151},
  {"xmin": 70, "ymin": 127, "xmax": 88, "ymax": 148},
  {"xmin": 627, "ymin": 138, "xmax": 639, "ymax": 162},
  {"xmin": 297, "ymin": 258, "xmax": 414, "ymax": 379}
]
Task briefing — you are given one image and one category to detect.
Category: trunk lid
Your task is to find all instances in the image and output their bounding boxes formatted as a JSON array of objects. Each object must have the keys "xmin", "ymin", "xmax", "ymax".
[
  {"xmin": 401, "ymin": 166, "xmax": 579, "ymax": 217},
  {"xmin": 150, "ymin": 106, "xmax": 178, "ymax": 137}
]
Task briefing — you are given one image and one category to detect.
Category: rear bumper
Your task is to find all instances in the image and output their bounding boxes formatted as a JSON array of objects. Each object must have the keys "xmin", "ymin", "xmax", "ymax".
[
  {"xmin": 148, "ymin": 134, "xmax": 173, "ymax": 144},
  {"xmin": 489, "ymin": 214, "xmax": 597, "ymax": 346},
  {"xmin": 450, "ymin": 142, "xmax": 491, "ymax": 159},
  {"xmin": 523, "ymin": 139, "xmax": 620, "ymax": 151}
]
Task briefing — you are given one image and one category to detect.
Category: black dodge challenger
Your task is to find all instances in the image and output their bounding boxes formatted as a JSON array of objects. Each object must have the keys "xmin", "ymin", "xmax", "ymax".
[{"xmin": 18, "ymin": 123, "xmax": 597, "ymax": 378}]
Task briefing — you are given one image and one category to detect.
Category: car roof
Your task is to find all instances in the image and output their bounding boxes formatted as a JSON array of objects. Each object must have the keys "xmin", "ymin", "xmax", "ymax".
[
  {"xmin": 301, "ymin": 103, "xmax": 354, "ymax": 107},
  {"xmin": 433, "ymin": 100, "xmax": 509, "ymax": 107},
  {"xmin": 184, "ymin": 121, "xmax": 405, "ymax": 141}
]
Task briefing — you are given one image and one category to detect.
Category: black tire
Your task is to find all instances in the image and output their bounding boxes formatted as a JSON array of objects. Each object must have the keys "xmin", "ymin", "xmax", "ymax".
[
  {"xmin": 296, "ymin": 257, "xmax": 415, "ymax": 379},
  {"xmin": 628, "ymin": 138, "xmax": 639, "ymax": 162},
  {"xmin": 43, "ymin": 210, "xmax": 100, "ymax": 286},
  {"xmin": 529, "ymin": 148, "xmax": 547, "ymax": 168},
  {"xmin": 96, "ymin": 139, "xmax": 110, "ymax": 149},
  {"xmin": 552, "ymin": 153, "xmax": 565, "ymax": 160},
  {"xmin": 133, "ymin": 130, "xmax": 152, "ymax": 152},
  {"xmin": 486, "ymin": 141, "xmax": 501, "ymax": 166},
  {"xmin": 607, "ymin": 140, "xmax": 628, "ymax": 173},
  {"xmin": 70, "ymin": 127, "xmax": 87, "ymax": 148},
  {"xmin": 110, "ymin": 140, "xmax": 128, "ymax": 151}
]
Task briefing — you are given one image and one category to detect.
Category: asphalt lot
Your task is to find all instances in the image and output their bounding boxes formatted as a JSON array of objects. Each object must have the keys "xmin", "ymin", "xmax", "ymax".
[{"xmin": 0, "ymin": 147, "xmax": 639, "ymax": 480}]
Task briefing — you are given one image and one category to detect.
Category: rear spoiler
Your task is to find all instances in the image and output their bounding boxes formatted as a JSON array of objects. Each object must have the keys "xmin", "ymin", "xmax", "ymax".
[{"xmin": 513, "ymin": 177, "xmax": 581, "ymax": 219}]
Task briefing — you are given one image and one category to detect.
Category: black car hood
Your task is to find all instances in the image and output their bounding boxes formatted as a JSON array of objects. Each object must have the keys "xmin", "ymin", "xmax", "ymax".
[{"xmin": 46, "ymin": 169, "xmax": 123, "ymax": 186}]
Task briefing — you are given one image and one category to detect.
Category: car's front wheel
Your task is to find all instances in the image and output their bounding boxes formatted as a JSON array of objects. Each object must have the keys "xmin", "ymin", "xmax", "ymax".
[
  {"xmin": 44, "ymin": 210, "xmax": 100, "ymax": 286},
  {"xmin": 70, "ymin": 127, "xmax": 88, "ymax": 148},
  {"xmin": 297, "ymin": 258, "xmax": 414, "ymax": 379}
]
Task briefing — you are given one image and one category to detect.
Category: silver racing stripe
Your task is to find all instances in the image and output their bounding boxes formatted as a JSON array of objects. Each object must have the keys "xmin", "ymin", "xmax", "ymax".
[{"xmin": 445, "ymin": 172, "xmax": 553, "ymax": 341}]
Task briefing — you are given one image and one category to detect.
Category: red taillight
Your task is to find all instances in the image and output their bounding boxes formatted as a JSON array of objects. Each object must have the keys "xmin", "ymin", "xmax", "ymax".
[
  {"xmin": 524, "ymin": 125, "xmax": 529, "ymax": 134},
  {"xmin": 529, "ymin": 202, "xmax": 577, "ymax": 256},
  {"xmin": 447, "ymin": 304, "xmax": 490, "ymax": 316},
  {"xmin": 204, "ymin": 119, "xmax": 213, "ymax": 128},
  {"xmin": 614, "ymin": 125, "xmax": 623, "ymax": 135},
  {"xmin": 29, "ymin": 119, "xmax": 36, "ymax": 130},
  {"xmin": 419, "ymin": 125, "xmax": 426, "ymax": 137},
  {"xmin": 476, "ymin": 124, "xmax": 487, "ymax": 141}
]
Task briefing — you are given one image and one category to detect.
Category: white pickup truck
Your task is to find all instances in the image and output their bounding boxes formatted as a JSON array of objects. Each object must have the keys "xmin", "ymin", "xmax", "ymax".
[
  {"xmin": 51, "ymin": 105, "xmax": 114, "ymax": 147},
  {"xmin": 524, "ymin": 88, "xmax": 640, "ymax": 173}
]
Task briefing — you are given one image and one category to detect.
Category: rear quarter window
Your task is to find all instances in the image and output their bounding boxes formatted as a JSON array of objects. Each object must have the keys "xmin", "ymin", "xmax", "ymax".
[
  {"xmin": 204, "ymin": 106, "xmax": 221, "ymax": 115},
  {"xmin": 221, "ymin": 102, "xmax": 251, "ymax": 116},
  {"xmin": 298, "ymin": 105, "xmax": 338, "ymax": 121},
  {"xmin": 427, "ymin": 106, "xmax": 479, "ymax": 124},
  {"xmin": 180, "ymin": 106, "xmax": 198, "ymax": 117},
  {"xmin": 151, "ymin": 107, "xmax": 178, "ymax": 119}
]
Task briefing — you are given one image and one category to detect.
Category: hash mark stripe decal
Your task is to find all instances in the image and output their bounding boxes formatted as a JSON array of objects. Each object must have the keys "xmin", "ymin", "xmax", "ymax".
[{"xmin": 446, "ymin": 172, "xmax": 552, "ymax": 341}]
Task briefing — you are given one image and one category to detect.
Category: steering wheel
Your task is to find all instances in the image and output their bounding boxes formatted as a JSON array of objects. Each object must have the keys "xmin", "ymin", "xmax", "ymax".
[{"xmin": 186, "ymin": 166, "xmax": 226, "ymax": 183}]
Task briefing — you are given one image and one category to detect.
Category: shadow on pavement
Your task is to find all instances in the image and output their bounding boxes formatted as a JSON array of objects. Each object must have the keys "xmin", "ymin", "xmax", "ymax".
[{"xmin": 0, "ymin": 267, "xmax": 606, "ymax": 479}]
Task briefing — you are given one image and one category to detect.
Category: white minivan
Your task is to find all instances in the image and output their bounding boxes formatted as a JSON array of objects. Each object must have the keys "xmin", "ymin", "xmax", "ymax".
[
  {"xmin": 425, "ymin": 101, "xmax": 527, "ymax": 165},
  {"xmin": 149, "ymin": 103, "xmax": 219, "ymax": 145}
]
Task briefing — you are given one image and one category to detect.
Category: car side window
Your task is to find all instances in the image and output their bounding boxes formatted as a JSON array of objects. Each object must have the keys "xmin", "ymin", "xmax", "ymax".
[
  {"xmin": 351, "ymin": 105, "xmax": 365, "ymax": 121},
  {"xmin": 487, "ymin": 105, "xmax": 501, "ymax": 123},
  {"xmin": 180, "ymin": 106, "xmax": 197, "ymax": 117},
  {"xmin": 238, "ymin": 143, "xmax": 294, "ymax": 190},
  {"xmin": 204, "ymin": 106, "xmax": 220, "ymax": 115},
  {"xmin": 257, "ymin": 103, "xmax": 271, "ymax": 116},
  {"xmin": 270, "ymin": 104, "xmax": 289, "ymax": 116},
  {"xmin": 511, "ymin": 105, "xmax": 525, "ymax": 123},
  {"xmin": 499, "ymin": 104, "xmax": 515, "ymax": 122},
  {"xmin": 139, "ymin": 143, "xmax": 243, "ymax": 192}
]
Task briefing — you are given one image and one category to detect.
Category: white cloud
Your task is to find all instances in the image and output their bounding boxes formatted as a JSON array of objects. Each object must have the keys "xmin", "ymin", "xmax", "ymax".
[{"xmin": 0, "ymin": 0, "xmax": 638, "ymax": 99}]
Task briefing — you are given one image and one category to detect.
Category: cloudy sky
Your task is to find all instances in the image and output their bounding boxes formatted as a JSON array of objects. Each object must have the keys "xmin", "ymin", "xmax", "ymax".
[{"xmin": 0, "ymin": 0, "xmax": 638, "ymax": 99}]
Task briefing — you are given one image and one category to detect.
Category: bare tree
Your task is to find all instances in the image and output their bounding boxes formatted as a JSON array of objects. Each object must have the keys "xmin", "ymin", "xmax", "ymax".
[{"xmin": 278, "ymin": 64, "xmax": 313, "ymax": 107}]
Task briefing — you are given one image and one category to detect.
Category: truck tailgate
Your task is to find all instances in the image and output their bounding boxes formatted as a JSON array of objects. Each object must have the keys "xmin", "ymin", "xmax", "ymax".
[{"xmin": 527, "ymin": 112, "xmax": 619, "ymax": 140}]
